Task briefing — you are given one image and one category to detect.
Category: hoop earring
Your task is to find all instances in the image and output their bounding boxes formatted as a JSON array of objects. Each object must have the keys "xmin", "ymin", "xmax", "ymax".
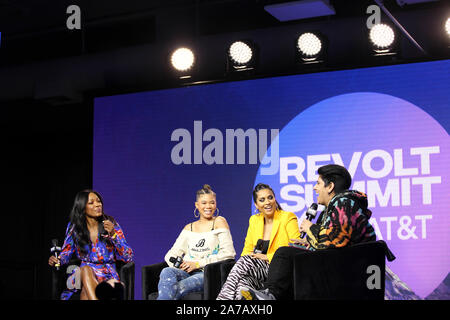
[
  {"xmin": 194, "ymin": 208, "xmax": 200, "ymax": 218},
  {"xmin": 214, "ymin": 208, "xmax": 220, "ymax": 217}
]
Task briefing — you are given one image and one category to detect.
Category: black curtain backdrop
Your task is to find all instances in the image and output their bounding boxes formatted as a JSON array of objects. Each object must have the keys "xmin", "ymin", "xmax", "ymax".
[{"xmin": 1, "ymin": 99, "xmax": 93, "ymax": 299}]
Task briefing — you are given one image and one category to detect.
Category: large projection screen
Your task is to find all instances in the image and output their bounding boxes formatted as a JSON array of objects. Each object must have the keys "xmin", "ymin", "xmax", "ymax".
[{"xmin": 94, "ymin": 59, "xmax": 450, "ymax": 299}]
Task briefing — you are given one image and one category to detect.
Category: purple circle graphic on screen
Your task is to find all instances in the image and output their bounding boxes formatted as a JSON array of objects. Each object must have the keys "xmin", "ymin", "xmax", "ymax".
[{"xmin": 254, "ymin": 92, "xmax": 450, "ymax": 298}]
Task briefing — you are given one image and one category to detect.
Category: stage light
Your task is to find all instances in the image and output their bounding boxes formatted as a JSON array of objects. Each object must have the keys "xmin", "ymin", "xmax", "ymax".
[
  {"xmin": 227, "ymin": 40, "xmax": 257, "ymax": 72},
  {"xmin": 297, "ymin": 33, "xmax": 322, "ymax": 56},
  {"xmin": 296, "ymin": 32, "xmax": 323, "ymax": 62},
  {"xmin": 170, "ymin": 47, "xmax": 195, "ymax": 72},
  {"xmin": 445, "ymin": 17, "xmax": 450, "ymax": 38},
  {"xmin": 229, "ymin": 41, "xmax": 253, "ymax": 66},
  {"xmin": 369, "ymin": 23, "xmax": 395, "ymax": 53}
]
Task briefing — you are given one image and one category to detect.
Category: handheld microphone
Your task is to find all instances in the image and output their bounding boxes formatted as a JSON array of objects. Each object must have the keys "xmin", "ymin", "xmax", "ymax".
[
  {"xmin": 169, "ymin": 253, "xmax": 185, "ymax": 268},
  {"xmin": 300, "ymin": 203, "xmax": 318, "ymax": 239},
  {"xmin": 253, "ymin": 239, "xmax": 264, "ymax": 254},
  {"xmin": 101, "ymin": 214, "xmax": 109, "ymax": 238},
  {"xmin": 50, "ymin": 239, "xmax": 61, "ymax": 270}
]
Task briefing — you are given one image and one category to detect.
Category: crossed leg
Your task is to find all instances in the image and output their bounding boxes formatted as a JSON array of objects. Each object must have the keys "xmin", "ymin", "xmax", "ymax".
[
  {"xmin": 79, "ymin": 265, "xmax": 124, "ymax": 300},
  {"xmin": 80, "ymin": 265, "xmax": 99, "ymax": 300}
]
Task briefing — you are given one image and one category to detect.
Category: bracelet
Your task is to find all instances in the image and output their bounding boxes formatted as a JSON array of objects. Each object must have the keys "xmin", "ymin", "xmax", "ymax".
[{"xmin": 195, "ymin": 262, "xmax": 200, "ymax": 269}]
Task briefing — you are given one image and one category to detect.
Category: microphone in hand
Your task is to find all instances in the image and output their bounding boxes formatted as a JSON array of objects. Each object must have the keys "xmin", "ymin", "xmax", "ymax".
[
  {"xmin": 253, "ymin": 239, "xmax": 264, "ymax": 254},
  {"xmin": 169, "ymin": 253, "xmax": 185, "ymax": 268},
  {"xmin": 50, "ymin": 239, "xmax": 62, "ymax": 270},
  {"xmin": 100, "ymin": 214, "xmax": 110, "ymax": 238},
  {"xmin": 300, "ymin": 203, "xmax": 318, "ymax": 239}
]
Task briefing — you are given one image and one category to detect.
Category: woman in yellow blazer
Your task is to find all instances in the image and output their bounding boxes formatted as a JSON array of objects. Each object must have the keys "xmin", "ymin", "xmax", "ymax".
[{"xmin": 217, "ymin": 183, "xmax": 300, "ymax": 300}]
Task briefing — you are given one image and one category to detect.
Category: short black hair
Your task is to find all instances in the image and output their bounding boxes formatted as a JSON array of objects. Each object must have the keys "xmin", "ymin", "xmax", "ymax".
[{"xmin": 317, "ymin": 164, "xmax": 352, "ymax": 194}]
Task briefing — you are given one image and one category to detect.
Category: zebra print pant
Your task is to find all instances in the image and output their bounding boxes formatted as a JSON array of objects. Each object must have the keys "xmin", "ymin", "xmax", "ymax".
[{"xmin": 216, "ymin": 255, "xmax": 269, "ymax": 300}]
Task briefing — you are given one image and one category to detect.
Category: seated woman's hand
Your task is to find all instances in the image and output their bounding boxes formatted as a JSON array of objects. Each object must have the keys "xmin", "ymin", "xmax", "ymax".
[
  {"xmin": 102, "ymin": 220, "xmax": 116, "ymax": 237},
  {"xmin": 180, "ymin": 261, "xmax": 199, "ymax": 273},
  {"xmin": 289, "ymin": 238, "xmax": 310, "ymax": 248},
  {"xmin": 289, "ymin": 238, "xmax": 308, "ymax": 245},
  {"xmin": 48, "ymin": 255, "xmax": 60, "ymax": 267},
  {"xmin": 249, "ymin": 253, "xmax": 269, "ymax": 261}
]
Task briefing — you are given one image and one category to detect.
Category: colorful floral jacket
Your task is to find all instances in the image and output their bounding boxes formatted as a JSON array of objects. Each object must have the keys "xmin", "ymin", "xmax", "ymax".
[{"xmin": 306, "ymin": 190, "xmax": 376, "ymax": 250}]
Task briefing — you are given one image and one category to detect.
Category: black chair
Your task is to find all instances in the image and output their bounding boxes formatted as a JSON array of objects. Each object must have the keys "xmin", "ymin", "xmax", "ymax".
[
  {"xmin": 292, "ymin": 240, "xmax": 394, "ymax": 300},
  {"xmin": 51, "ymin": 258, "xmax": 135, "ymax": 300},
  {"xmin": 142, "ymin": 259, "xmax": 235, "ymax": 300}
]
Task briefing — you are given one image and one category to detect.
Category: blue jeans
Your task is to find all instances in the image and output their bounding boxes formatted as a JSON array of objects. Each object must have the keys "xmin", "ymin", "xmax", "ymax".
[{"xmin": 157, "ymin": 267, "xmax": 204, "ymax": 300}]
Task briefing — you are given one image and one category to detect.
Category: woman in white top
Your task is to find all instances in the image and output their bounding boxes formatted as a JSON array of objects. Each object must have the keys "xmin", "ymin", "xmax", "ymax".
[{"xmin": 157, "ymin": 184, "xmax": 236, "ymax": 300}]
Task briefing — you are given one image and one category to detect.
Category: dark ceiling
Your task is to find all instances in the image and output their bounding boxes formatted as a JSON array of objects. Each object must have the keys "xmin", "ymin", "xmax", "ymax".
[{"xmin": 0, "ymin": 0, "xmax": 448, "ymax": 102}]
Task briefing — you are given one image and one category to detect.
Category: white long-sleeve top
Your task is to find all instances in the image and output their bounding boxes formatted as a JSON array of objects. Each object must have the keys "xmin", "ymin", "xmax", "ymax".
[{"xmin": 164, "ymin": 228, "xmax": 236, "ymax": 269}]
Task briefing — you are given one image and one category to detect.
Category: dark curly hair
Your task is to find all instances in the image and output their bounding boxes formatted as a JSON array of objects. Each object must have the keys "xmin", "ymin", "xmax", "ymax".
[{"xmin": 196, "ymin": 184, "xmax": 216, "ymax": 200}]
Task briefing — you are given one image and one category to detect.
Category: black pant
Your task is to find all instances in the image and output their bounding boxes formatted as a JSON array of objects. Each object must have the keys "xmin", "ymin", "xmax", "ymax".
[{"xmin": 264, "ymin": 246, "xmax": 304, "ymax": 300}]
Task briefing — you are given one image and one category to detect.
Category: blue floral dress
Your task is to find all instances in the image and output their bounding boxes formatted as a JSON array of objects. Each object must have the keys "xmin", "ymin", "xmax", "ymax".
[{"xmin": 58, "ymin": 222, "xmax": 134, "ymax": 300}]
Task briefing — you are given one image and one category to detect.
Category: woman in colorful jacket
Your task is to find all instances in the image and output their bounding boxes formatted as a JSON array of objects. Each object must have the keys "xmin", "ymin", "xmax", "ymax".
[{"xmin": 48, "ymin": 189, "xmax": 134, "ymax": 300}]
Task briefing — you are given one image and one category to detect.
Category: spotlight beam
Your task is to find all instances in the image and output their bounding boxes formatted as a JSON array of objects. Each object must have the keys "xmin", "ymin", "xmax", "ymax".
[{"xmin": 374, "ymin": 0, "xmax": 427, "ymax": 55}]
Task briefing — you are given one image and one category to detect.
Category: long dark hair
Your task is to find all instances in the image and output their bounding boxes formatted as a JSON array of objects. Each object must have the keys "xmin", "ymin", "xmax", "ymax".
[
  {"xmin": 252, "ymin": 183, "xmax": 282, "ymax": 211},
  {"xmin": 68, "ymin": 189, "xmax": 116, "ymax": 255}
]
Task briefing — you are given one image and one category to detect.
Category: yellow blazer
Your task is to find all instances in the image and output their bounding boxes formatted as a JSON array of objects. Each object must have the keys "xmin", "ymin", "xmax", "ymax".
[{"xmin": 241, "ymin": 210, "xmax": 300, "ymax": 263}]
